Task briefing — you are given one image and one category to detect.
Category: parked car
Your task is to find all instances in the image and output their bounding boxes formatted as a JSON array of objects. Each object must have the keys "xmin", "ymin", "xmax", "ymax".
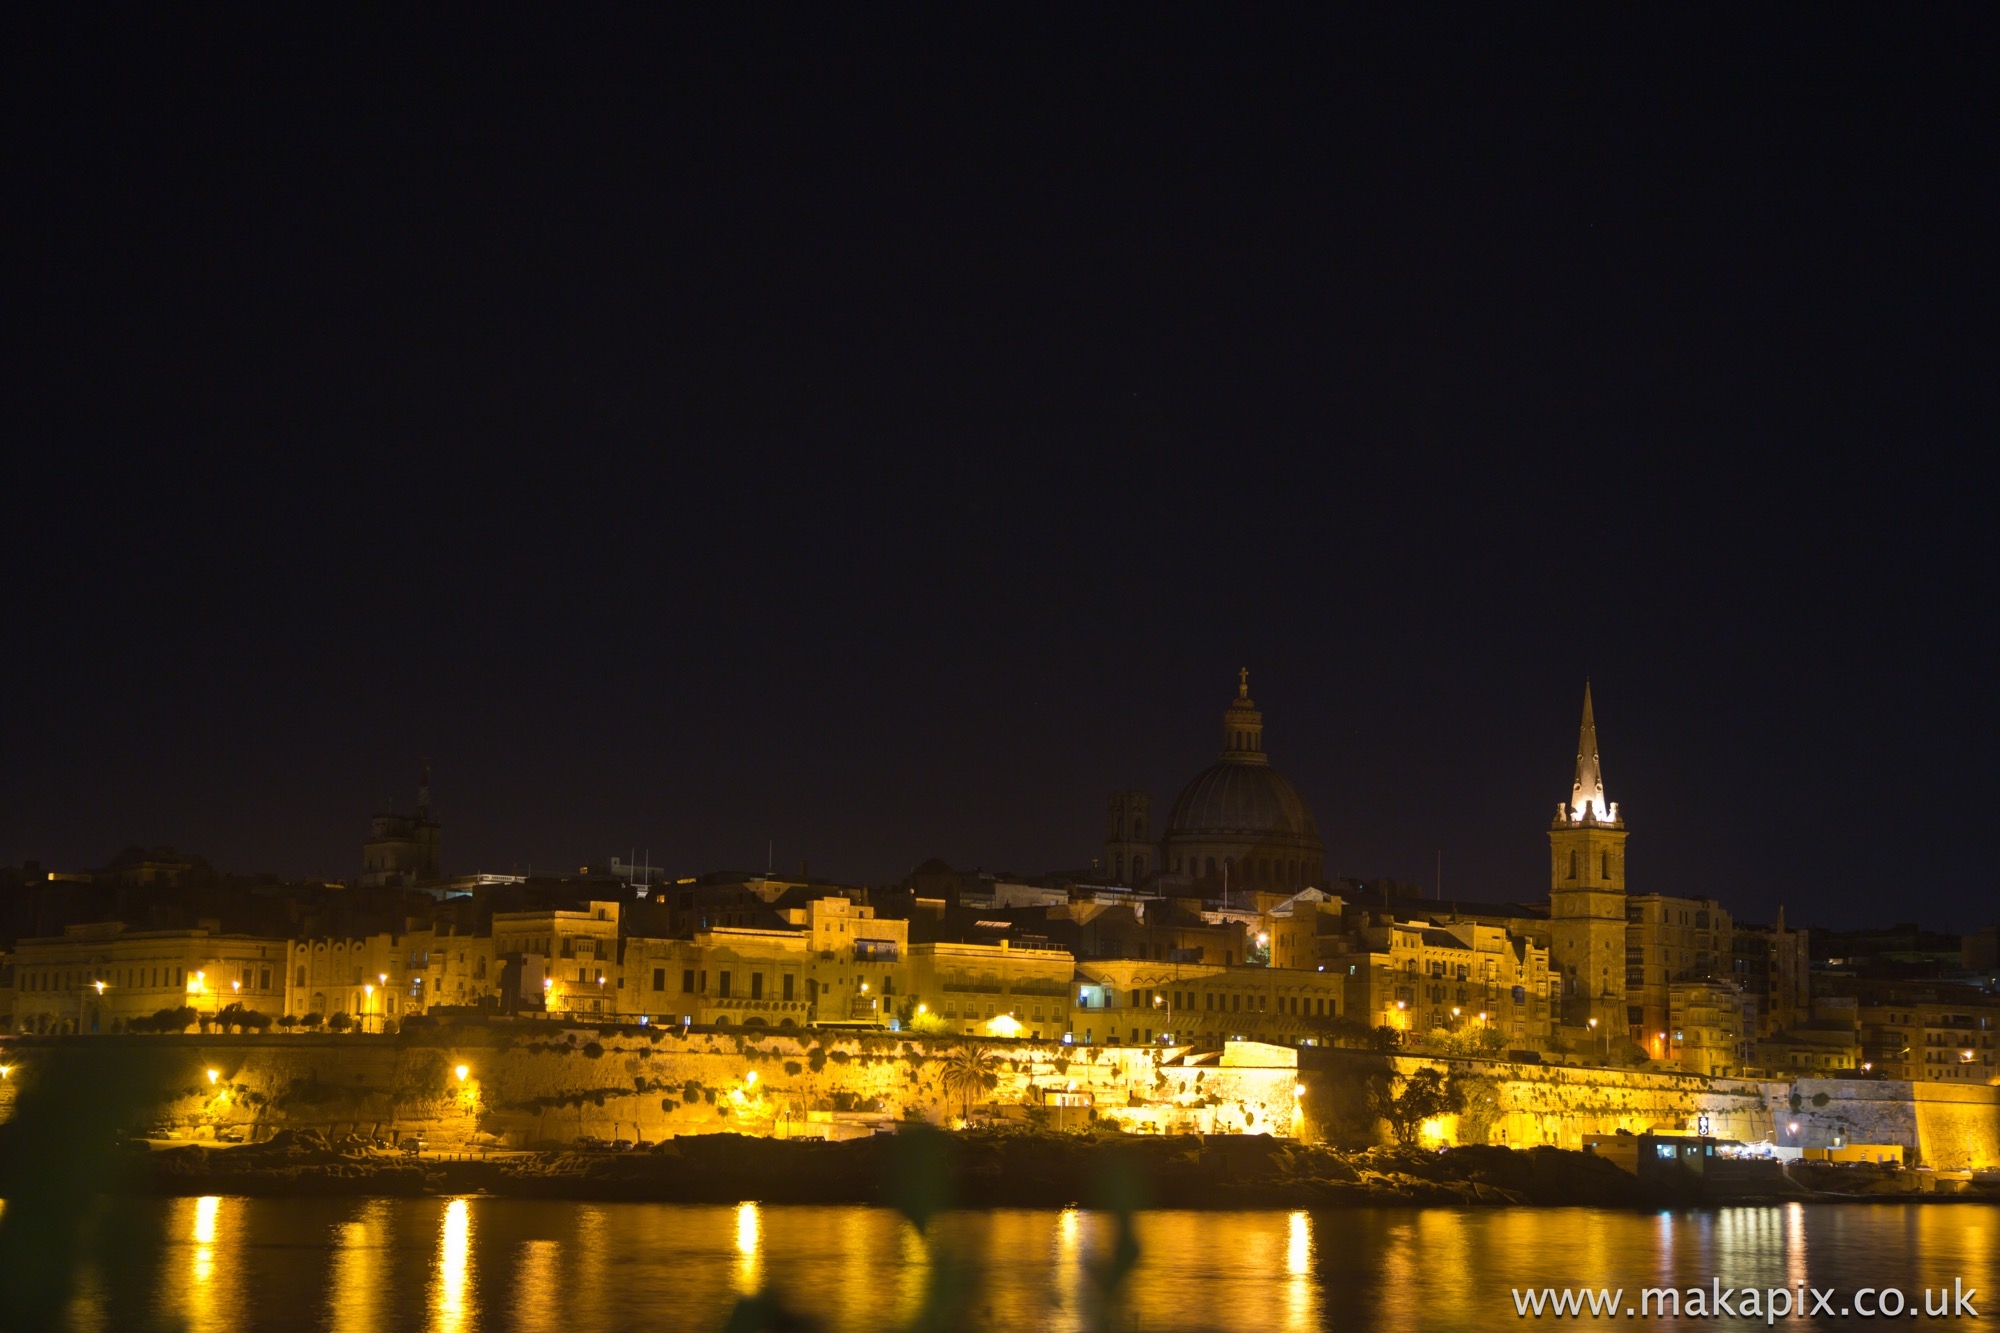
[
  {"xmin": 401, "ymin": 1138, "xmax": 427, "ymax": 1155},
  {"xmin": 215, "ymin": 1129, "xmax": 244, "ymax": 1143},
  {"xmin": 611, "ymin": 1139, "xmax": 635, "ymax": 1151}
]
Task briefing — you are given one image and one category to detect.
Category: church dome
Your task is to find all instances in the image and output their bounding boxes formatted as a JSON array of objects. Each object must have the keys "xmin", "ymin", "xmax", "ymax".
[
  {"xmin": 1165, "ymin": 761, "xmax": 1319, "ymax": 841},
  {"xmin": 1158, "ymin": 671, "xmax": 1325, "ymax": 891}
]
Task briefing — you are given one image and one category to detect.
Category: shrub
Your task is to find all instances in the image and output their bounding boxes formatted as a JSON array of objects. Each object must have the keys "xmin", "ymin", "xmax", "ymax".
[
  {"xmin": 582, "ymin": 1042, "xmax": 605, "ymax": 1059},
  {"xmin": 682, "ymin": 1081, "xmax": 703, "ymax": 1105},
  {"xmin": 783, "ymin": 1061, "xmax": 803, "ymax": 1077},
  {"xmin": 328, "ymin": 1012, "xmax": 354, "ymax": 1032},
  {"xmin": 808, "ymin": 1049, "xmax": 829, "ymax": 1073},
  {"xmin": 829, "ymin": 1050, "xmax": 851, "ymax": 1064},
  {"xmin": 276, "ymin": 1014, "xmax": 297, "ymax": 1029}
]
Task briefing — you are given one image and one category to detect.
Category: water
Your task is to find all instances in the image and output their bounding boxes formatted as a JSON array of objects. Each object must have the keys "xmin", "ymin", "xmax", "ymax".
[{"xmin": 8, "ymin": 1197, "xmax": 1996, "ymax": 1332}]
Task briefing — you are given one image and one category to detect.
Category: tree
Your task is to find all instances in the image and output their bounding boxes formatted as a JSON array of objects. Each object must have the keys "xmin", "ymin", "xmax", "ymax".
[
  {"xmin": 1376, "ymin": 1067, "xmax": 1465, "ymax": 1147},
  {"xmin": 940, "ymin": 1041, "xmax": 997, "ymax": 1120},
  {"xmin": 327, "ymin": 1011, "xmax": 354, "ymax": 1032},
  {"xmin": 908, "ymin": 1012, "xmax": 952, "ymax": 1037}
]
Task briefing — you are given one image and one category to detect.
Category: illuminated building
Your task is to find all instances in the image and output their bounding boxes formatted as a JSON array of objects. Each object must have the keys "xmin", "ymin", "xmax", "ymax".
[
  {"xmin": 285, "ymin": 924, "xmax": 495, "ymax": 1025},
  {"xmin": 1320, "ymin": 915, "xmax": 1554, "ymax": 1045},
  {"xmin": 1547, "ymin": 683, "xmax": 1630, "ymax": 1035},
  {"xmin": 492, "ymin": 902, "xmax": 622, "ymax": 1016},
  {"xmin": 1073, "ymin": 958, "xmax": 1343, "ymax": 1046},
  {"xmin": 10, "ymin": 921, "xmax": 285, "ymax": 1033},
  {"xmin": 905, "ymin": 940, "xmax": 1073, "ymax": 1038},
  {"xmin": 1624, "ymin": 893, "xmax": 1733, "ymax": 1058},
  {"xmin": 1857, "ymin": 986, "xmax": 2000, "ymax": 1083}
]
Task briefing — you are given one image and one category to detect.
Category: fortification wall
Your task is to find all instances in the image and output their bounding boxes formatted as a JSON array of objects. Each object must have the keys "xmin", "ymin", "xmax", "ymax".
[
  {"xmin": 1, "ymin": 1033, "xmax": 1990, "ymax": 1166},
  {"xmin": 1301, "ymin": 1053, "xmax": 1997, "ymax": 1167},
  {"xmin": 0, "ymin": 1028, "xmax": 1304, "ymax": 1147}
]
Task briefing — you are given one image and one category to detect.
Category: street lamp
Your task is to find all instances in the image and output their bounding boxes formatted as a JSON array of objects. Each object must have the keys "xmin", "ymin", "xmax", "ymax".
[
  {"xmin": 1588, "ymin": 1017, "xmax": 1603, "ymax": 1062},
  {"xmin": 454, "ymin": 1064, "xmax": 469, "ymax": 1083},
  {"xmin": 207, "ymin": 1069, "xmax": 220, "ymax": 1086},
  {"xmin": 1153, "ymin": 991, "xmax": 1174, "ymax": 1040}
]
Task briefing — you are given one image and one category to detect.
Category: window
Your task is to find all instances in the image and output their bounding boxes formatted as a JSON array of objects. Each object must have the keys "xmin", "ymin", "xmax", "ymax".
[
  {"xmin": 682, "ymin": 969, "xmax": 696, "ymax": 993},
  {"xmin": 1570, "ymin": 850, "xmax": 1578, "ymax": 878},
  {"xmin": 296, "ymin": 966, "xmax": 307, "ymax": 987},
  {"xmin": 750, "ymin": 973, "xmax": 764, "ymax": 1000},
  {"xmin": 782, "ymin": 974, "xmax": 795, "ymax": 1001},
  {"xmin": 652, "ymin": 968, "xmax": 667, "ymax": 992},
  {"xmin": 719, "ymin": 971, "xmax": 732, "ymax": 999}
]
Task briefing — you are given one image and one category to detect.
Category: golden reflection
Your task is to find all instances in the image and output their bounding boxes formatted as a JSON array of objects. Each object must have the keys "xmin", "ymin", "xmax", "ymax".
[
  {"xmin": 327, "ymin": 1201, "xmax": 388, "ymax": 1333},
  {"xmin": 570, "ymin": 1206, "xmax": 608, "ymax": 1329},
  {"xmin": 64, "ymin": 1261, "xmax": 106, "ymax": 1333},
  {"xmin": 733, "ymin": 1202, "xmax": 763, "ymax": 1295},
  {"xmin": 158, "ymin": 1194, "xmax": 241, "ymax": 1333},
  {"xmin": 1052, "ymin": 1205, "xmax": 1083, "ymax": 1330},
  {"xmin": 430, "ymin": 1198, "xmax": 474, "ymax": 1333},
  {"xmin": 193, "ymin": 1194, "xmax": 219, "ymax": 1244},
  {"xmin": 1281, "ymin": 1210, "xmax": 1316, "ymax": 1332},
  {"xmin": 510, "ymin": 1239, "xmax": 562, "ymax": 1333}
]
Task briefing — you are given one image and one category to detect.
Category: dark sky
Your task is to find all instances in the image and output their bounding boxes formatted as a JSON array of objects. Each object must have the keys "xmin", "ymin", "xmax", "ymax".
[{"xmin": 6, "ymin": 10, "xmax": 1994, "ymax": 931}]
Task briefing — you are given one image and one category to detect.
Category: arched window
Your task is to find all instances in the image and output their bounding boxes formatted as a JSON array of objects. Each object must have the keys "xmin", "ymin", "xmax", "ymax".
[
  {"xmin": 1569, "ymin": 850, "xmax": 1578, "ymax": 879},
  {"xmin": 1601, "ymin": 850, "xmax": 1611, "ymax": 878},
  {"xmin": 1133, "ymin": 854, "xmax": 1147, "ymax": 877},
  {"xmin": 1205, "ymin": 857, "xmax": 1216, "ymax": 878}
]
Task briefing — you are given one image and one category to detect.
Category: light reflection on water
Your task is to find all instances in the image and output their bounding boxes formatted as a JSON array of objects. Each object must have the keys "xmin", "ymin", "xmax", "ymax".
[{"xmin": 29, "ymin": 1197, "xmax": 1999, "ymax": 1332}]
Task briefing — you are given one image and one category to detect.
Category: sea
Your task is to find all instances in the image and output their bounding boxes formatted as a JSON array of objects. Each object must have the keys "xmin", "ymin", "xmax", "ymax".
[{"xmin": 0, "ymin": 1197, "xmax": 1994, "ymax": 1332}]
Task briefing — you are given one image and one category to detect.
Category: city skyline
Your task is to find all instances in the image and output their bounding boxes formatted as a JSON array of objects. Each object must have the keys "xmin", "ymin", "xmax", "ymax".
[{"xmin": 7, "ymin": 669, "xmax": 1988, "ymax": 935}]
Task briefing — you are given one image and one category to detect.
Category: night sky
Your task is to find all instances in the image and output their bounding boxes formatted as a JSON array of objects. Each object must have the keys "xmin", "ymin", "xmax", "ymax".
[{"xmin": 7, "ymin": 10, "xmax": 1994, "ymax": 931}]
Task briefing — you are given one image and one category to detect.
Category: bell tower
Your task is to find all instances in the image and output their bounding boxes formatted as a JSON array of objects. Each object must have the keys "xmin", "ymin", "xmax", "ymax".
[
  {"xmin": 1547, "ymin": 684, "xmax": 1629, "ymax": 1035},
  {"xmin": 1103, "ymin": 791, "xmax": 1154, "ymax": 885}
]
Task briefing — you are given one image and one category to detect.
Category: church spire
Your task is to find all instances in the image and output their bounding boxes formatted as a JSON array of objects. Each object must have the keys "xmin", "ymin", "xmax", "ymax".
[{"xmin": 1560, "ymin": 682, "xmax": 1618, "ymax": 825}]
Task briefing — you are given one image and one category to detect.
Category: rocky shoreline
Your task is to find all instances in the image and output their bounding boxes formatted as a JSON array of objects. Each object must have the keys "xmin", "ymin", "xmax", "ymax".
[{"xmin": 20, "ymin": 1129, "xmax": 1990, "ymax": 1210}]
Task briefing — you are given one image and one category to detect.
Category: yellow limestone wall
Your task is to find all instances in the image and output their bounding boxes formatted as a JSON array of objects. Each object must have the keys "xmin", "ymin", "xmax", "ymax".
[
  {"xmin": 1, "ymin": 1034, "xmax": 1990, "ymax": 1165},
  {"xmin": 0, "ymin": 1031, "xmax": 1303, "ymax": 1147}
]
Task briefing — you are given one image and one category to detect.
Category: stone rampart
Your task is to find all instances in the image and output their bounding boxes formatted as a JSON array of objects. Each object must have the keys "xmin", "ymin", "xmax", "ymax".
[{"xmin": 0, "ymin": 1032, "xmax": 1991, "ymax": 1166}]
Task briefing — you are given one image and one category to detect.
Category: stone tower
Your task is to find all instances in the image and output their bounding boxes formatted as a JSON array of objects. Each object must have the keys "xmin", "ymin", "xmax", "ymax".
[
  {"xmin": 1547, "ymin": 684, "xmax": 1629, "ymax": 1034},
  {"xmin": 1103, "ymin": 791, "xmax": 1153, "ymax": 885}
]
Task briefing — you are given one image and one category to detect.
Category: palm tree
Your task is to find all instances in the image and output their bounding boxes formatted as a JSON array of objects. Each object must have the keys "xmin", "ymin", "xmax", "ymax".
[{"xmin": 940, "ymin": 1041, "xmax": 996, "ymax": 1121}]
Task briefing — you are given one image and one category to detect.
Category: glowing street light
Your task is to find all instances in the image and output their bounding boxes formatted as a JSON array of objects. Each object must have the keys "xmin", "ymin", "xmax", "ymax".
[
  {"xmin": 207, "ymin": 1069, "xmax": 220, "ymax": 1086},
  {"xmin": 0, "ymin": 1065, "xmax": 12, "ymax": 1080},
  {"xmin": 454, "ymin": 1064, "xmax": 470, "ymax": 1083},
  {"xmin": 94, "ymin": 979, "xmax": 106, "ymax": 996},
  {"xmin": 744, "ymin": 1070, "xmax": 758, "ymax": 1086}
]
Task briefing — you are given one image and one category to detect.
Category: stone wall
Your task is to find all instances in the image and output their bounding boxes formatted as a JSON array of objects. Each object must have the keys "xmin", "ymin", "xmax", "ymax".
[
  {"xmin": 1, "ymin": 1033, "xmax": 1991, "ymax": 1167},
  {"xmin": 1299, "ymin": 1052, "xmax": 1998, "ymax": 1167},
  {"xmin": 0, "ymin": 1029, "xmax": 1304, "ymax": 1148}
]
